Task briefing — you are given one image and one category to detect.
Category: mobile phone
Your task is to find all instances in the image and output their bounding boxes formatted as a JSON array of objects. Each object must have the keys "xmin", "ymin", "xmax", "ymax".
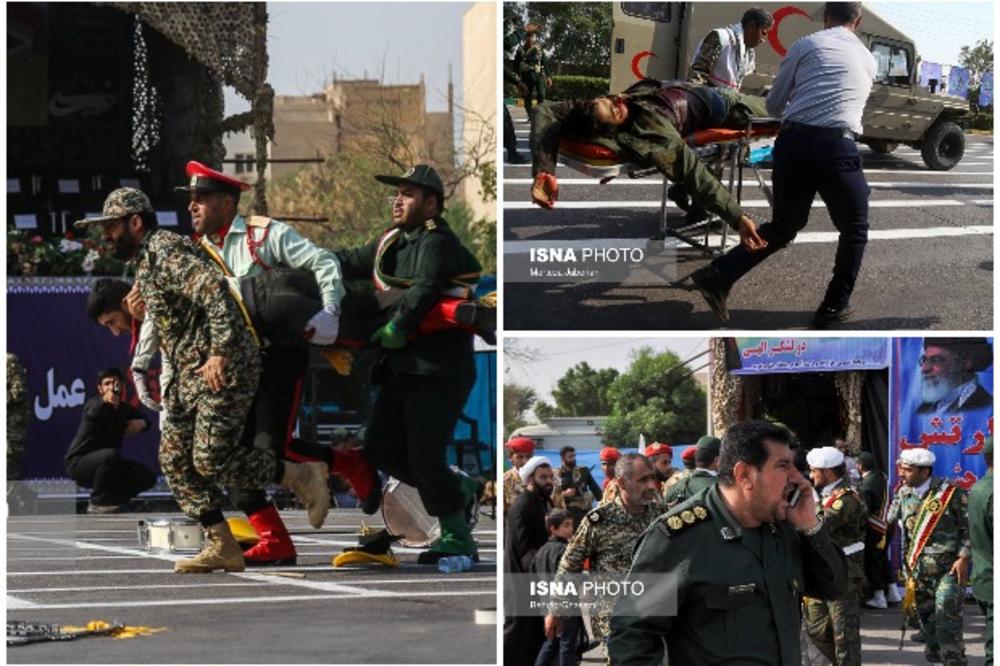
[{"xmin": 786, "ymin": 487, "xmax": 801, "ymax": 508}]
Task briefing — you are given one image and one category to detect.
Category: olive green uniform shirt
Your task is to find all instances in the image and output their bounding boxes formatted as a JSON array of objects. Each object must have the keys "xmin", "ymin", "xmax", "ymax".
[{"xmin": 968, "ymin": 469, "xmax": 993, "ymax": 603}]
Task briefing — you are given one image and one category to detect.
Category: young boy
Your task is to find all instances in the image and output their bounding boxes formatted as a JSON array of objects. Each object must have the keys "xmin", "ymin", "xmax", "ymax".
[{"xmin": 533, "ymin": 510, "xmax": 582, "ymax": 666}]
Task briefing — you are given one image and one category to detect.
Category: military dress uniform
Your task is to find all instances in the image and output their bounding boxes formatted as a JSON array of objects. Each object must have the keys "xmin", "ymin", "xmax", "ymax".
[
  {"xmin": 609, "ymin": 485, "xmax": 849, "ymax": 665},
  {"xmin": 514, "ymin": 36, "xmax": 548, "ymax": 111},
  {"xmin": 967, "ymin": 441, "xmax": 993, "ymax": 666},
  {"xmin": 887, "ymin": 475, "xmax": 971, "ymax": 664},
  {"xmin": 803, "ymin": 478, "xmax": 866, "ymax": 665},
  {"xmin": 336, "ymin": 165, "xmax": 482, "ymax": 559},
  {"xmin": 6, "ymin": 353, "xmax": 30, "ymax": 480},
  {"xmin": 133, "ymin": 228, "xmax": 269, "ymax": 520},
  {"xmin": 556, "ymin": 495, "xmax": 664, "ymax": 645}
]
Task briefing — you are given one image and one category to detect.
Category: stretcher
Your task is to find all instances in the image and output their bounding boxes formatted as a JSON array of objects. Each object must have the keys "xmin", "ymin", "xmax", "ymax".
[{"xmin": 557, "ymin": 117, "xmax": 781, "ymax": 256}]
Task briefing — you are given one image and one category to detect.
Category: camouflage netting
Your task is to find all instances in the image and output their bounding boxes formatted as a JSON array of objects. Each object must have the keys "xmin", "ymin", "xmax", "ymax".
[
  {"xmin": 107, "ymin": 2, "xmax": 273, "ymax": 213},
  {"xmin": 833, "ymin": 371, "xmax": 864, "ymax": 454}
]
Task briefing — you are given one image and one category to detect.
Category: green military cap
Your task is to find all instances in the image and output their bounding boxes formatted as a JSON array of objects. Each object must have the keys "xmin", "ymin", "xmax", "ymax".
[
  {"xmin": 375, "ymin": 164, "xmax": 445, "ymax": 202},
  {"xmin": 695, "ymin": 436, "xmax": 721, "ymax": 458},
  {"xmin": 75, "ymin": 187, "xmax": 153, "ymax": 229},
  {"xmin": 984, "ymin": 436, "xmax": 993, "ymax": 456},
  {"xmin": 857, "ymin": 451, "xmax": 875, "ymax": 469}
]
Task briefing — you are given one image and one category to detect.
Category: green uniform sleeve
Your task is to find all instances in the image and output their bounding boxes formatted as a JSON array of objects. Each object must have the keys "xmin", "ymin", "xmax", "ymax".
[
  {"xmin": 953, "ymin": 487, "xmax": 972, "ymax": 558},
  {"xmin": 688, "ymin": 31, "xmax": 722, "ymax": 86},
  {"xmin": 556, "ymin": 514, "xmax": 594, "ymax": 576},
  {"xmin": 335, "ymin": 239, "xmax": 379, "ymax": 280},
  {"xmin": 390, "ymin": 231, "xmax": 475, "ymax": 333},
  {"xmin": 269, "ymin": 222, "xmax": 345, "ymax": 310},
  {"xmin": 617, "ymin": 116, "xmax": 743, "ymax": 229},
  {"xmin": 530, "ymin": 100, "xmax": 572, "ymax": 176}
]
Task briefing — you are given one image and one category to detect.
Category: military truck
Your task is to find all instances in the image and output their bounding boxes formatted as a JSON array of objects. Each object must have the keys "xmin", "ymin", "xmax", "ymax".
[{"xmin": 610, "ymin": 2, "xmax": 970, "ymax": 169}]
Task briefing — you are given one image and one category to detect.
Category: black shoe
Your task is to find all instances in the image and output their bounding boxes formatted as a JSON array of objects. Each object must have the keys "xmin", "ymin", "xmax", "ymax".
[
  {"xmin": 911, "ymin": 631, "xmax": 926, "ymax": 643},
  {"xmin": 360, "ymin": 471, "xmax": 384, "ymax": 516},
  {"xmin": 924, "ymin": 648, "xmax": 942, "ymax": 663},
  {"xmin": 685, "ymin": 204, "xmax": 709, "ymax": 225},
  {"xmin": 455, "ymin": 300, "xmax": 496, "ymax": 345},
  {"xmin": 689, "ymin": 265, "xmax": 731, "ymax": 322},
  {"xmin": 812, "ymin": 305, "xmax": 854, "ymax": 329},
  {"xmin": 667, "ymin": 184, "xmax": 691, "ymax": 212},
  {"xmin": 507, "ymin": 150, "xmax": 527, "ymax": 164}
]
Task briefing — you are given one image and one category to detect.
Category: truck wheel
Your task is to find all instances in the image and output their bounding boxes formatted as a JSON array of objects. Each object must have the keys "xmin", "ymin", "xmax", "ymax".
[
  {"xmin": 921, "ymin": 121, "xmax": 965, "ymax": 170},
  {"xmin": 867, "ymin": 140, "xmax": 899, "ymax": 154}
]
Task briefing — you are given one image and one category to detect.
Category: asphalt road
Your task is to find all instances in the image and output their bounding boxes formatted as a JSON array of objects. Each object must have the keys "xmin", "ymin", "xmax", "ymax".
[
  {"xmin": 503, "ymin": 106, "xmax": 994, "ymax": 331},
  {"xmin": 7, "ymin": 509, "xmax": 497, "ymax": 663}
]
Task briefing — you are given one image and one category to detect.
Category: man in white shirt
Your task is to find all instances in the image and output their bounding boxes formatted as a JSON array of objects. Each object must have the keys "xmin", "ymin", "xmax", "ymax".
[{"xmin": 689, "ymin": 2, "xmax": 876, "ymax": 329}]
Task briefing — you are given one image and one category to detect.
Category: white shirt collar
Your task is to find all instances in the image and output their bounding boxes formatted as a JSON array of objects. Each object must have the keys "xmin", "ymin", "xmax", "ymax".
[{"xmin": 820, "ymin": 478, "xmax": 844, "ymax": 498}]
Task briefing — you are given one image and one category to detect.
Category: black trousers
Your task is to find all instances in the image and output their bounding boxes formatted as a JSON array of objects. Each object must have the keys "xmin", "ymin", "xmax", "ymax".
[
  {"xmin": 863, "ymin": 526, "xmax": 892, "ymax": 592},
  {"xmin": 504, "ymin": 106, "xmax": 519, "ymax": 156},
  {"xmin": 712, "ymin": 124, "xmax": 871, "ymax": 310},
  {"xmin": 227, "ymin": 344, "xmax": 310, "ymax": 515},
  {"xmin": 66, "ymin": 449, "xmax": 157, "ymax": 506},
  {"xmin": 363, "ymin": 370, "xmax": 474, "ymax": 517}
]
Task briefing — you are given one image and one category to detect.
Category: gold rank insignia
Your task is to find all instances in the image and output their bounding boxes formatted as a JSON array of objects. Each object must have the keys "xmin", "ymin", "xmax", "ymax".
[
  {"xmin": 667, "ymin": 515, "xmax": 684, "ymax": 530},
  {"xmin": 693, "ymin": 506, "xmax": 708, "ymax": 520},
  {"xmin": 425, "ymin": 219, "xmax": 437, "ymax": 231},
  {"xmin": 832, "ymin": 499, "xmax": 843, "ymax": 510},
  {"xmin": 681, "ymin": 510, "xmax": 695, "ymax": 524},
  {"xmin": 926, "ymin": 499, "xmax": 941, "ymax": 513},
  {"xmin": 905, "ymin": 516, "xmax": 917, "ymax": 531}
]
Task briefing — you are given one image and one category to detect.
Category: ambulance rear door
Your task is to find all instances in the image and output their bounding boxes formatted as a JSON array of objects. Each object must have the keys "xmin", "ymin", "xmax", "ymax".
[{"xmin": 610, "ymin": 3, "xmax": 685, "ymax": 93}]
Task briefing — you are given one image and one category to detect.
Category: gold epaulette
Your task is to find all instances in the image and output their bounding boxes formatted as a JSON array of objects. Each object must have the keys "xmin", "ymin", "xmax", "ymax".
[{"xmin": 663, "ymin": 504, "xmax": 709, "ymax": 534}]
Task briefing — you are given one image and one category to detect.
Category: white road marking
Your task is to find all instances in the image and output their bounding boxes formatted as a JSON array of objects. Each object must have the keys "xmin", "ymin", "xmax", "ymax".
[
  {"xmin": 9, "ymin": 576, "xmax": 497, "ymax": 594},
  {"xmin": 503, "ymin": 178, "xmax": 993, "ymax": 189},
  {"xmin": 503, "ymin": 199, "xmax": 969, "ymax": 210}
]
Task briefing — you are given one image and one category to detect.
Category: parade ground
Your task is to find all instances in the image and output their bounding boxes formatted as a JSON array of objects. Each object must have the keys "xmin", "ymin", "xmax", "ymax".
[
  {"xmin": 503, "ymin": 106, "xmax": 994, "ymax": 331},
  {"xmin": 6, "ymin": 508, "xmax": 497, "ymax": 663}
]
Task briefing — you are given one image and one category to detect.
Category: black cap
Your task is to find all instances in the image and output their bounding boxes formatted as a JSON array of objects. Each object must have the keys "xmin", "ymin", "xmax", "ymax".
[
  {"xmin": 374, "ymin": 164, "xmax": 445, "ymax": 202},
  {"xmin": 924, "ymin": 338, "xmax": 992, "ymax": 372}
]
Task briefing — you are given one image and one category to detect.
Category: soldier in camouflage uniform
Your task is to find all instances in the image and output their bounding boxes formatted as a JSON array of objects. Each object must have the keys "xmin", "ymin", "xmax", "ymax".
[
  {"xmin": 502, "ymin": 436, "xmax": 535, "ymax": 518},
  {"xmin": 887, "ymin": 448, "xmax": 970, "ymax": 665},
  {"xmin": 554, "ymin": 445, "xmax": 602, "ymax": 525},
  {"xmin": 7, "ymin": 353, "xmax": 30, "ymax": 481},
  {"xmin": 513, "ymin": 23, "xmax": 550, "ymax": 113},
  {"xmin": 597, "ymin": 446, "xmax": 622, "ymax": 506},
  {"xmin": 645, "ymin": 442, "xmax": 679, "ymax": 493},
  {"xmin": 802, "ymin": 447, "xmax": 865, "ymax": 666},
  {"xmin": 76, "ymin": 188, "xmax": 330, "ymax": 573},
  {"xmin": 551, "ymin": 453, "xmax": 663, "ymax": 653}
]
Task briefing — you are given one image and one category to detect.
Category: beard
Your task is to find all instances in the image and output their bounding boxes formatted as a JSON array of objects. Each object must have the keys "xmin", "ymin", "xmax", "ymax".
[
  {"xmin": 535, "ymin": 483, "xmax": 553, "ymax": 498},
  {"xmin": 111, "ymin": 232, "xmax": 139, "ymax": 260},
  {"xmin": 921, "ymin": 374, "xmax": 960, "ymax": 404}
]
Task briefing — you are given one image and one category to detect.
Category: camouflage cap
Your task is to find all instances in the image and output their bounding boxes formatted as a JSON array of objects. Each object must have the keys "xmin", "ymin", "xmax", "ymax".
[
  {"xmin": 374, "ymin": 164, "xmax": 445, "ymax": 201},
  {"xmin": 75, "ymin": 187, "xmax": 153, "ymax": 229}
]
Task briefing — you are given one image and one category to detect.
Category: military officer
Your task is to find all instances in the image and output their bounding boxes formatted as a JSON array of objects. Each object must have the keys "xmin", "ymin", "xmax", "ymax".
[
  {"xmin": 172, "ymin": 160, "xmax": 379, "ymax": 566},
  {"xmin": 76, "ymin": 188, "xmax": 331, "ymax": 573},
  {"xmin": 502, "ymin": 436, "xmax": 535, "ymax": 517},
  {"xmin": 644, "ymin": 441, "xmax": 678, "ymax": 493},
  {"xmin": 503, "ymin": 30, "xmax": 528, "ymax": 163},
  {"xmin": 968, "ymin": 437, "xmax": 993, "ymax": 666},
  {"xmin": 336, "ymin": 165, "xmax": 483, "ymax": 564},
  {"xmin": 598, "ymin": 446, "xmax": 622, "ymax": 505},
  {"xmin": 802, "ymin": 446, "xmax": 865, "ymax": 666},
  {"xmin": 664, "ymin": 435, "xmax": 721, "ymax": 507},
  {"xmin": 6, "ymin": 353, "xmax": 30, "ymax": 481},
  {"xmin": 513, "ymin": 23, "xmax": 550, "ymax": 112},
  {"xmin": 550, "ymin": 453, "xmax": 663, "ymax": 654},
  {"xmin": 858, "ymin": 451, "xmax": 898, "ymax": 608},
  {"xmin": 886, "ymin": 448, "xmax": 971, "ymax": 665},
  {"xmin": 609, "ymin": 420, "xmax": 848, "ymax": 665}
]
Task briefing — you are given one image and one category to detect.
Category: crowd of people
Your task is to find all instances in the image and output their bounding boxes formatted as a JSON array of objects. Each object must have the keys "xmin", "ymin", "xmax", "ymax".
[{"xmin": 502, "ymin": 423, "xmax": 993, "ymax": 666}]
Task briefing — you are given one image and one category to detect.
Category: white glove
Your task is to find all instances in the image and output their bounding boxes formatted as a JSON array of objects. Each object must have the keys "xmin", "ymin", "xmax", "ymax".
[
  {"xmin": 132, "ymin": 370, "xmax": 162, "ymax": 412},
  {"xmin": 305, "ymin": 305, "xmax": 340, "ymax": 346}
]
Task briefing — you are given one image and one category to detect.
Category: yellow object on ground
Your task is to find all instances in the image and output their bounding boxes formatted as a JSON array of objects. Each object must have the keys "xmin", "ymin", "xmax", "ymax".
[
  {"xmin": 226, "ymin": 517, "xmax": 260, "ymax": 546},
  {"xmin": 62, "ymin": 621, "xmax": 167, "ymax": 640},
  {"xmin": 332, "ymin": 550, "xmax": 399, "ymax": 568}
]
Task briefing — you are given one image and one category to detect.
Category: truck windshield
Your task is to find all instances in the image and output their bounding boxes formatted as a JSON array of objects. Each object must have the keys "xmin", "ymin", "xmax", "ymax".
[{"xmin": 871, "ymin": 42, "xmax": 911, "ymax": 86}]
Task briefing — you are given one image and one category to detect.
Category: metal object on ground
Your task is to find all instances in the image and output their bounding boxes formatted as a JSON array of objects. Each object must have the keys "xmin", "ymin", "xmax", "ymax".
[
  {"xmin": 137, "ymin": 518, "xmax": 203, "ymax": 553},
  {"xmin": 381, "ymin": 479, "xmax": 440, "ymax": 548}
]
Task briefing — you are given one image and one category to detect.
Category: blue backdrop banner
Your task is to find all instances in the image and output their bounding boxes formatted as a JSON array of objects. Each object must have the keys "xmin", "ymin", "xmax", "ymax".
[{"xmin": 730, "ymin": 338, "xmax": 890, "ymax": 375}]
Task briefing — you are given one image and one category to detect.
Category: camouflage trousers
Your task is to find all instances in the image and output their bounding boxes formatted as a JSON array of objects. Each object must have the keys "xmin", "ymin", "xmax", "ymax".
[
  {"xmin": 159, "ymin": 356, "xmax": 275, "ymax": 520},
  {"xmin": 914, "ymin": 556, "xmax": 966, "ymax": 665},
  {"xmin": 803, "ymin": 576, "xmax": 862, "ymax": 666}
]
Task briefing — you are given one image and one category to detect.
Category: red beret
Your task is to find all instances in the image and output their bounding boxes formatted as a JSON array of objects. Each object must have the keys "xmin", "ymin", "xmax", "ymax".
[
  {"xmin": 506, "ymin": 437, "xmax": 535, "ymax": 455},
  {"xmin": 175, "ymin": 160, "xmax": 252, "ymax": 197},
  {"xmin": 645, "ymin": 442, "xmax": 673, "ymax": 458},
  {"xmin": 600, "ymin": 447, "xmax": 621, "ymax": 462},
  {"xmin": 681, "ymin": 447, "xmax": 696, "ymax": 462}
]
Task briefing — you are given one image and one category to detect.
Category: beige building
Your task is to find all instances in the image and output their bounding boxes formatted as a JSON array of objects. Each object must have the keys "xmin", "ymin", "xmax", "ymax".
[{"xmin": 460, "ymin": 2, "xmax": 497, "ymax": 222}]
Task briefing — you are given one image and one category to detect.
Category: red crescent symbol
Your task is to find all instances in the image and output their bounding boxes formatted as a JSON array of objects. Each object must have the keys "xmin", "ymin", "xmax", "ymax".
[
  {"xmin": 631, "ymin": 51, "xmax": 655, "ymax": 80},
  {"xmin": 768, "ymin": 6, "xmax": 812, "ymax": 57}
]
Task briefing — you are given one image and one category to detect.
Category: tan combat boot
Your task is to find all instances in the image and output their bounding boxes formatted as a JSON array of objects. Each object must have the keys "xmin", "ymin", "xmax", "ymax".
[
  {"xmin": 282, "ymin": 461, "xmax": 331, "ymax": 529},
  {"xmin": 174, "ymin": 521, "xmax": 246, "ymax": 573}
]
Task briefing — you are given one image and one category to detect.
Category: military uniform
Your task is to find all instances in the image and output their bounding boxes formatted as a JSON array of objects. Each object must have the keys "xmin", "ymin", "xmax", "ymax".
[
  {"xmin": 555, "ymin": 464, "xmax": 601, "ymax": 524},
  {"xmin": 803, "ymin": 478, "xmax": 866, "ymax": 665},
  {"xmin": 6, "ymin": 353, "xmax": 30, "ymax": 480},
  {"xmin": 609, "ymin": 485, "xmax": 849, "ymax": 665},
  {"xmin": 887, "ymin": 476, "xmax": 971, "ymax": 664},
  {"xmin": 503, "ymin": 32, "xmax": 524, "ymax": 161},
  {"xmin": 134, "ymin": 228, "xmax": 269, "ymax": 520},
  {"xmin": 968, "ymin": 458, "xmax": 993, "ymax": 666},
  {"xmin": 663, "ymin": 468, "xmax": 717, "ymax": 508},
  {"xmin": 556, "ymin": 495, "xmax": 663, "ymax": 644},
  {"xmin": 513, "ymin": 38, "xmax": 548, "ymax": 111},
  {"xmin": 502, "ymin": 466, "xmax": 526, "ymax": 517},
  {"xmin": 336, "ymin": 166, "xmax": 482, "ymax": 560},
  {"xmin": 531, "ymin": 80, "xmax": 770, "ymax": 230},
  {"xmin": 662, "ymin": 467, "xmax": 688, "ymax": 496},
  {"xmin": 598, "ymin": 479, "xmax": 620, "ymax": 506},
  {"xmin": 860, "ymin": 469, "xmax": 892, "ymax": 597}
]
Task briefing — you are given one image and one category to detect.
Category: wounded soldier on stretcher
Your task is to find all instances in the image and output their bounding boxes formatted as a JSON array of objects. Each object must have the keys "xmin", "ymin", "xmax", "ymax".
[{"xmin": 530, "ymin": 78, "xmax": 771, "ymax": 249}]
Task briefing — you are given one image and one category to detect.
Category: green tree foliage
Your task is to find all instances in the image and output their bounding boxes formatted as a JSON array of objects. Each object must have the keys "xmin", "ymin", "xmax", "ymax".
[
  {"xmin": 503, "ymin": 2, "xmax": 613, "ymax": 77},
  {"xmin": 959, "ymin": 39, "xmax": 994, "ymax": 112},
  {"xmin": 533, "ymin": 362, "xmax": 619, "ymax": 419},
  {"xmin": 504, "ymin": 382, "xmax": 538, "ymax": 439},
  {"xmin": 600, "ymin": 347, "xmax": 707, "ymax": 446}
]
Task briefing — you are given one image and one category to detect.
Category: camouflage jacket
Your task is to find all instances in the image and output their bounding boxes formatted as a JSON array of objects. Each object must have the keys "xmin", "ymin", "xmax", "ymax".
[
  {"xmin": 554, "ymin": 465, "xmax": 602, "ymax": 511},
  {"xmin": 502, "ymin": 466, "xmax": 525, "ymax": 517},
  {"xmin": 557, "ymin": 495, "xmax": 664, "ymax": 577},
  {"xmin": 133, "ymin": 230, "xmax": 258, "ymax": 393},
  {"xmin": 887, "ymin": 476, "xmax": 971, "ymax": 572},
  {"xmin": 816, "ymin": 479, "xmax": 867, "ymax": 580},
  {"xmin": 514, "ymin": 42, "xmax": 547, "ymax": 79}
]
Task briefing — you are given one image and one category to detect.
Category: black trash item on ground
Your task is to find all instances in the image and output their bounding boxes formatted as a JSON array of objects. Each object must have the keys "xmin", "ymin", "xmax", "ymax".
[{"xmin": 7, "ymin": 621, "xmax": 124, "ymax": 646}]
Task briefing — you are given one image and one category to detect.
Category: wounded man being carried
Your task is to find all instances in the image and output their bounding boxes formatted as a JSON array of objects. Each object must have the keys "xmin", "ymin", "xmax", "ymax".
[{"xmin": 530, "ymin": 78, "xmax": 770, "ymax": 236}]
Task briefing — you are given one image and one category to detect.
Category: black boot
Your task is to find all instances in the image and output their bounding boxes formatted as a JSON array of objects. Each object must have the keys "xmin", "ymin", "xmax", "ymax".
[
  {"xmin": 812, "ymin": 304, "xmax": 854, "ymax": 329},
  {"xmin": 689, "ymin": 265, "xmax": 732, "ymax": 323}
]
